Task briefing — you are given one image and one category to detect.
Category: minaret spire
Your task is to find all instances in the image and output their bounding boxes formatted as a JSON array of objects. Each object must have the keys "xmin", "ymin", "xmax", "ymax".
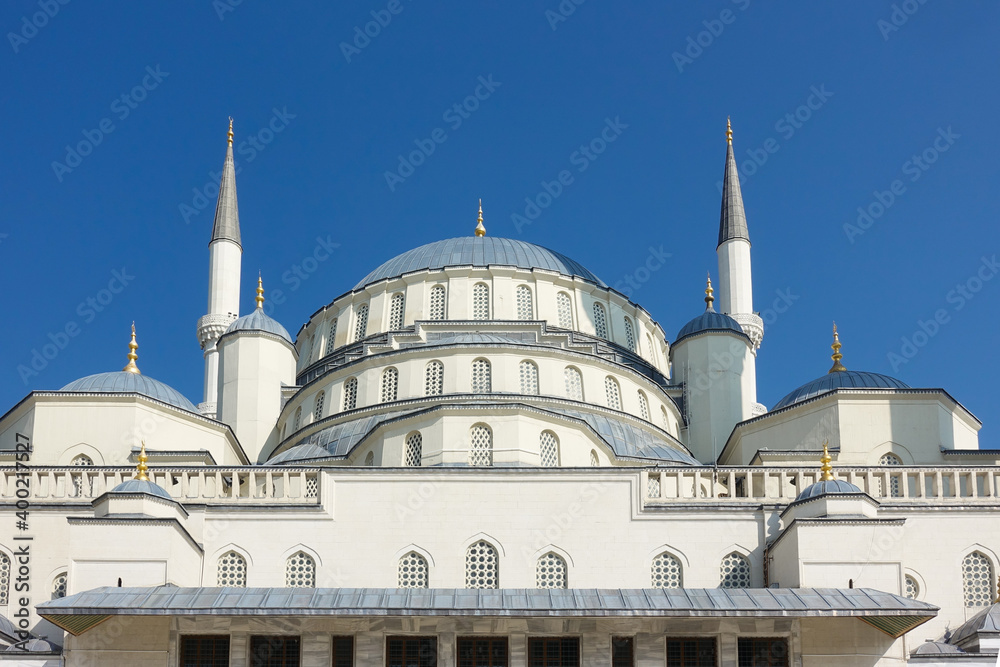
[
  {"xmin": 820, "ymin": 440, "xmax": 834, "ymax": 482},
  {"xmin": 704, "ymin": 273, "xmax": 715, "ymax": 312},
  {"xmin": 211, "ymin": 117, "xmax": 241, "ymax": 248},
  {"xmin": 255, "ymin": 274, "xmax": 265, "ymax": 309},
  {"xmin": 719, "ymin": 119, "xmax": 748, "ymax": 248}
]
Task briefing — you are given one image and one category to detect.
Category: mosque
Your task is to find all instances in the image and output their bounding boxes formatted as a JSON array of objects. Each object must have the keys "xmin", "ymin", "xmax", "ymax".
[{"xmin": 1, "ymin": 119, "xmax": 998, "ymax": 666}]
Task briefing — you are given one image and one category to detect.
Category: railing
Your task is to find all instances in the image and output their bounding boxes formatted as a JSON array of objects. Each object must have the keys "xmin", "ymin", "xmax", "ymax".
[
  {"xmin": 641, "ymin": 466, "xmax": 1000, "ymax": 505},
  {"xmin": 0, "ymin": 467, "xmax": 320, "ymax": 505}
]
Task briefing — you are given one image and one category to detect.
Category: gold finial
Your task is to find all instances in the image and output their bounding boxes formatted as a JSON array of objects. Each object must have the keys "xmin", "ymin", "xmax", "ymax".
[
  {"xmin": 820, "ymin": 440, "xmax": 834, "ymax": 481},
  {"xmin": 704, "ymin": 272, "xmax": 715, "ymax": 311},
  {"xmin": 227, "ymin": 117, "xmax": 234, "ymax": 146},
  {"xmin": 134, "ymin": 441, "xmax": 149, "ymax": 481},
  {"xmin": 122, "ymin": 322, "xmax": 141, "ymax": 374},
  {"xmin": 474, "ymin": 199, "xmax": 486, "ymax": 237},
  {"xmin": 726, "ymin": 117, "xmax": 733, "ymax": 144},
  {"xmin": 829, "ymin": 321, "xmax": 847, "ymax": 373},
  {"xmin": 255, "ymin": 273, "xmax": 265, "ymax": 309}
]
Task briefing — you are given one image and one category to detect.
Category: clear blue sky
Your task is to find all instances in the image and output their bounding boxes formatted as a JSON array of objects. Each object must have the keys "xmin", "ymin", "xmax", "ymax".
[{"xmin": 2, "ymin": 2, "xmax": 998, "ymax": 445}]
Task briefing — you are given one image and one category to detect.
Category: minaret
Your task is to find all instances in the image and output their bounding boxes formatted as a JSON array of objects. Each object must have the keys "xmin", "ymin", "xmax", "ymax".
[
  {"xmin": 196, "ymin": 118, "xmax": 243, "ymax": 417},
  {"xmin": 717, "ymin": 118, "xmax": 763, "ymax": 351}
]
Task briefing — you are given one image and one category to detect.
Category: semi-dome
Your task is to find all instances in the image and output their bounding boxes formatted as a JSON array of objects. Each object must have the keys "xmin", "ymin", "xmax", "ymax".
[
  {"xmin": 911, "ymin": 641, "xmax": 963, "ymax": 655},
  {"xmin": 109, "ymin": 478, "xmax": 173, "ymax": 499},
  {"xmin": 60, "ymin": 371, "xmax": 197, "ymax": 412},
  {"xmin": 225, "ymin": 308, "xmax": 292, "ymax": 343},
  {"xmin": 773, "ymin": 370, "xmax": 910, "ymax": 411},
  {"xmin": 675, "ymin": 310, "xmax": 744, "ymax": 344},
  {"xmin": 354, "ymin": 237, "xmax": 606, "ymax": 290},
  {"xmin": 794, "ymin": 478, "xmax": 863, "ymax": 502}
]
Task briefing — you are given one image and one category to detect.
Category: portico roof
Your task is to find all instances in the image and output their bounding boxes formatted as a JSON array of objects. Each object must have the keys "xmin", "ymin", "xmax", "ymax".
[{"xmin": 39, "ymin": 586, "xmax": 936, "ymax": 638}]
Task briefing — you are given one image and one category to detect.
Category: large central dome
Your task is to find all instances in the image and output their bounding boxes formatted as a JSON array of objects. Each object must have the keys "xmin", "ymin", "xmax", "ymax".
[{"xmin": 354, "ymin": 237, "xmax": 606, "ymax": 290}]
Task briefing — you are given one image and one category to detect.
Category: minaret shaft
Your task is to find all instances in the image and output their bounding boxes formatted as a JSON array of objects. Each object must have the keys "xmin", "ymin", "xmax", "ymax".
[{"xmin": 197, "ymin": 119, "xmax": 243, "ymax": 417}]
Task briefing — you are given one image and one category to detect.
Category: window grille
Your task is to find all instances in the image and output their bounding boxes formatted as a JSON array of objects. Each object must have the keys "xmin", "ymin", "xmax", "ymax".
[
  {"xmin": 429, "ymin": 285, "xmax": 446, "ymax": 320},
  {"xmin": 638, "ymin": 391, "xmax": 649, "ymax": 420},
  {"xmin": 343, "ymin": 378, "xmax": 358, "ymax": 410},
  {"xmin": 285, "ymin": 552, "xmax": 315, "ymax": 588},
  {"xmin": 465, "ymin": 541, "xmax": 499, "ymax": 588},
  {"xmin": 325, "ymin": 318, "xmax": 337, "ymax": 355},
  {"xmin": 516, "ymin": 285, "xmax": 533, "ymax": 320},
  {"xmin": 405, "ymin": 432, "xmax": 422, "ymax": 467},
  {"xmin": 52, "ymin": 572, "xmax": 67, "ymax": 599},
  {"xmin": 720, "ymin": 552, "xmax": 751, "ymax": 588},
  {"xmin": 469, "ymin": 425, "xmax": 493, "ymax": 467},
  {"xmin": 651, "ymin": 552, "xmax": 682, "ymax": 588},
  {"xmin": 593, "ymin": 303, "xmax": 607, "ymax": 338},
  {"xmin": 473, "ymin": 284, "xmax": 490, "ymax": 320},
  {"xmin": 471, "ymin": 359, "xmax": 492, "ymax": 393},
  {"xmin": 556, "ymin": 292, "xmax": 573, "ymax": 328},
  {"xmin": 425, "ymin": 361, "xmax": 444, "ymax": 396},
  {"xmin": 519, "ymin": 360, "xmax": 539, "ymax": 395},
  {"xmin": 398, "ymin": 551, "xmax": 428, "ymax": 588},
  {"xmin": 564, "ymin": 367, "xmax": 583, "ymax": 401},
  {"xmin": 624, "ymin": 317, "xmax": 636, "ymax": 352},
  {"xmin": 605, "ymin": 376, "xmax": 621, "ymax": 410},
  {"xmin": 389, "ymin": 293, "xmax": 405, "ymax": 330},
  {"xmin": 963, "ymin": 551, "xmax": 994, "ymax": 607},
  {"xmin": 905, "ymin": 575, "xmax": 919, "ymax": 600},
  {"xmin": 539, "ymin": 431, "xmax": 559, "ymax": 467},
  {"xmin": 354, "ymin": 303, "xmax": 369, "ymax": 341},
  {"xmin": 536, "ymin": 552, "xmax": 567, "ymax": 589},
  {"xmin": 313, "ymin": 392, "xmax": 325, "ymax": 421},
  {"xmin": 381, "ymin": 368, "xmax": 398, "ymax": 403},
  {"xmin": 217, "ymin": 551, "xmax": 247, "ymax": 587}
]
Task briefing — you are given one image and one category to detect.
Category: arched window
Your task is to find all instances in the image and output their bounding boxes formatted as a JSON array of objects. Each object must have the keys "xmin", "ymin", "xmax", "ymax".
[
  {"xmin": 389, "ymin": 292, "xmax": 405, "ymax": 330},
  {"xmin": 398, "ymin": 552, "xmax": 428, "ymax": 588},
  {"xmin": 878, "ymin": 452, "xmax": 903, "ymax": 497},
  {"xmin": 519, "ymin": 360, "xmax": 539, "ymax": 395},
  {"xmin": 309, "ymin": 333, "xmax": 318, "ymax": 362},
  {"xmin": 473, "ymin": 283, "xmax": 490, "ymax": 320},
  {"xmin": 300, "ymin": 337, "xmax": 311, "ymax": 364},
  {"xmin": 354, "ymin": 303, "xmax": 369, "ymax": 341},
  {"xmin": 564, "ymin": 366, "xmax": 583, "ymax": 401},
  {"xmin": 292, "ymin": 406, "xmax": 302, "ymax": 431},
  {"xmin": 429, "ymin": 285, "xmax": 446, "ymax": 320},
  {"xmin": 364, "ymin": 451, "xmax": 375, "ymax": 466},
  {"xmin": 0, "ymin": 552, "xmax": 8, "ymax": 605},
  {"xmin": 285, "ymin": 551, "xmax": 315, "ymax": 587},
  {"xmin": 343, "ymin": 377, "xmax": 358, "ymax": 411},
  {"xmin": 536, "ymin": 552, "xmax": 567, "ymax": 589},
  {"xmin": 539, "ymin": 431, "xmax": 559, "ymax": 467},
  {"xmin": 590, "ymin": 450, "xmax": 599, "ymax": 467},
  {"xmin": 469, "ymin": 424, "xmax": 493, "ymax": 466},
  {"xmin": 646, "ymin": 333, "xmax": 655, "ymax": 361},
  {"xmin": 465, "ymin": 540, "xmax": 499, "ymax": 588},
  {"xmin": 556, "ymin": 292, "xmax": 573, "ymax": 328},
  {"xmin": 963, "ymin": 551, "xmax": 994, "ymax": 607},
  {"xmin": 651, "ymin": 552, "xmax": 682, "ymax": 589},
  {"xmin": 325, "ymin": 318, "xmax": 337, "ymax": 355},
  {"xmin": 471, "ymin": 358, "xmax": 492, "ymax": 393},
  {"xmin": 720, "ymin": 552, "xmax": 751, "ymax": 589},
  {"xmin": 637, "ymin": 391, "xmax": 649, "ymax": 420},
  {"xmin": 72, "ymin": 454, "xmax": 94, "ymax": 497},
  {"xmin": 661, "ymin": 406, "xmax": 670, "ymax": 429},
  {"xmin": 605, "ymin": 376, "xmax": 621, "ymax": 410},
  {"xmin": 516, "ymin": 285, "xmax": 533, "ymax": 320},
  {"xmin": 52, "ymin": 572, "xmax": 67, "ymax": 599},
  {"xmin": 405, "ymin": 432, "xmax": 422, "ymax": 467},
  {"xmin": 217, "ymin": 551, "xmax": 247, "ymax": 587},
  {"xmin": 425, "ymin": 361, "xmax": 444, "ymax": 396},
  {"xmin": 623, "ymin": 317, "xmax": 636, "ymax": 352},
  {"xmin": 381, "ymin": 368, "xmax": 399, "ymax": 403},
  {"xmin": 592, "ymin": 302, "xmax": 608, "ymax": 338},
  {"xmin": 905, "ymin": 575, "xmax": 919, "ymax": 600},
  {"xmin": 313, "ymin": 391, "xmax": 325, "ymax": 421}
]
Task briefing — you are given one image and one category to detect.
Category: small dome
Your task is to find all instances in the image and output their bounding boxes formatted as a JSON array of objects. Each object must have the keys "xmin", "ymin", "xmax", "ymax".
[
  {"xmin": 60, "ymin": 371, "xmax": 197, "ymax": 412},
  {"xmin": 109, "ymin": 478, "xmax": 173, "ymax": 500},
  {"xmin": 949, "ymin": 603, "xmax": 1000, "ymax": 646},
  {"xmin": 225, "ymin": 308, "xmax": 293, "ymax": 343},
  {"xmin": 354, "ymin": 237, "xmax": 605, "ymax": 290},
  {"xmin": 912, "ymin": 641, "xmax": 963, "ymax": 655},
  {"xmin": 795, "ymin": 479, "xmax": 863, "ymax": 502},
  {"xmin": 675, "ymin": 310, "xmax": 745, "ymax": 344},
  {"xmin": 773, "ymin": 370, "xmax": 910, "ymax": 410}
]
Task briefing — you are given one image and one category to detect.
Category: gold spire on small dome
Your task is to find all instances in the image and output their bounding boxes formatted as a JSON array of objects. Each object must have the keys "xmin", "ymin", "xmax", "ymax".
[
  {"xmin": 704, "ymin": 272, "xmax": 715, "ymax": 311},
  {"xmin": 829, "ymin": 321, "xmax": 847, "ymax": 373},
  {"xmin": 227, "ymin": 117, "xmax": 234, "ymax": 146},
  {"xmin": 122, "ymin": 323, "xmax": 140, "ymax": 374},
  {"xmin": 474, "ymin": 199, "xmax": 486, "ymax": 237},
  {"xmin": 726, "ymin": 117, "xmax": 733, "ymax": 144},
  {"xmin": 255, "ymin": 273, "xmax": 265, "ymax": 309},
  {"xmin": 820, "ymin": 440, "xmax": 834, "ymax": 481},
  {"xmin": 134, "ymin": 441, "xmax": 149, "ymax": 481}
]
